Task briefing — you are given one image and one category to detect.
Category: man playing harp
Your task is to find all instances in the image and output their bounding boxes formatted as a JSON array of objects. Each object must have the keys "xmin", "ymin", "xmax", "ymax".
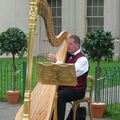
[{"xmin": 48, "ymin": 35, "xmax": 89, "ymax": 120}]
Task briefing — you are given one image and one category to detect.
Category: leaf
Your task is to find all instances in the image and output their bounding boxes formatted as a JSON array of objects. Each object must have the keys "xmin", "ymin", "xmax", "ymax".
[{"xmin": 82, "ymin": 30, "xmax": 114, "ymax": 62}]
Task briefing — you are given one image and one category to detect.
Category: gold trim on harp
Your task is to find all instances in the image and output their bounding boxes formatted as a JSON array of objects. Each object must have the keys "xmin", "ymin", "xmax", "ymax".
[
  {"xmin": 21, "ymin": 0, "xmax": 68, "ymax": 120},
  {"xmin": 38, "ymin": 0, "xmax": 68, "ymax": 46},
  {"xmin": 23, "ymin": 0, "xmax": 38, "ymax": 120}
]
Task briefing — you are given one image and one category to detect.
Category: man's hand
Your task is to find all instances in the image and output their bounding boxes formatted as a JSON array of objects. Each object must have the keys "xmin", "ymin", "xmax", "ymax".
[{"xmin": 48, "ymin": 53, "xmax": 57, "ymax": 63}]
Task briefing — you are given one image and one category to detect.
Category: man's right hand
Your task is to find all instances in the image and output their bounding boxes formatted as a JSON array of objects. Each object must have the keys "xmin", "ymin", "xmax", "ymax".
[{"xmin": 48, "ymin": 53, "xmax": 57, "ymax": 63}]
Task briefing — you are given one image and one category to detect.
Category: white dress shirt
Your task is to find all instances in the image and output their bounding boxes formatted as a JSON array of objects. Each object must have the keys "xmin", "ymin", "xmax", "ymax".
[
  {"xmin": 56, "ymin": 49, "xmax": 89, "ymax": 77},
  {"xmin": 73, "ymin": 49, "xmax": 89, "ymax": 77}
]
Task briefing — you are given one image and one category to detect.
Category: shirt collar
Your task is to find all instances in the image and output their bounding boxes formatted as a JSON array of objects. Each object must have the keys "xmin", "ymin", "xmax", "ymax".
[{"xmin": 72, "ymin": 49, "xmax": 81, "ymax": 55}]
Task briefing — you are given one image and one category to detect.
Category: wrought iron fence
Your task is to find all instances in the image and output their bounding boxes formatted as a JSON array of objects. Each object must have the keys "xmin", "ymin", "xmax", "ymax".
[
  {"xmin": 0, "ymin": 61, "xmax": 39, "ymax": 100},
  {"xmin": 0, "ymin": 62, "xmax": 26, "ymax": 100},
  {"xmin": 1, "ymin": 60, "xmax": 120, "ymax": 114},
  {"xmin": 94, "ymin": 65, "xmax": 120, "ymax": 113}
]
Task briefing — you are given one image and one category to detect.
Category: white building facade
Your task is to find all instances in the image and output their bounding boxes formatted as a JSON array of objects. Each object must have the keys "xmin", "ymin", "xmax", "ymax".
[{"xmin": 0, "ymin": 0, "xmax": 120, "ymax": 60}]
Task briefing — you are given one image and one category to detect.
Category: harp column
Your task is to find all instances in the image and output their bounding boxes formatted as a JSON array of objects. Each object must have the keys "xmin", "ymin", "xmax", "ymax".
[{"xmin": 23, "ymin": 0, "xmax": 39, "ymax": 120}]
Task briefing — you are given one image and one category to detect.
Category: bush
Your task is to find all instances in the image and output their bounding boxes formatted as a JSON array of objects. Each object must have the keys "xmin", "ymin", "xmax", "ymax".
[{"xmin": 0, "ymin": 27, "xmax": 27, "ymax": 91}]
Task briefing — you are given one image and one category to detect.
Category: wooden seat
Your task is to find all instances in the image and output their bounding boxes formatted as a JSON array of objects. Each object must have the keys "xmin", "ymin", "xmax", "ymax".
[
  {"xmin": 15, "ymin": 83, "xmax": 56, "ymax": 120},
  {"xmin": 72, "ymin": 75, "xmax": 94, "ymax": 120}
]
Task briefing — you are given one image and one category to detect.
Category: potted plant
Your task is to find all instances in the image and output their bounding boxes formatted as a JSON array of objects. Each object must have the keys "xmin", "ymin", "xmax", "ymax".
[
  {"xmin": 82, "ymin": 30, "xmax": 114, "ymax": 118},
  {"xmin": 0, "ymin": 27, "xmax": 27, "ymax": 104}
]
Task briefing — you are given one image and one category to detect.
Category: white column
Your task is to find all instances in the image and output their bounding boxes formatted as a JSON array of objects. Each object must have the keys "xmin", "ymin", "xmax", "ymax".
[
  {"xmin": 75, "ymin": 0, "xmax": 86, "ymax": 39},
  {"xmin": 62, "ymin": 0, "xmax": 86, "ymax": 39},
  {"xmin": 113, "ymin": 39, "xmax": 120, "ymax": 60},
  {"xmin": 104, "ymin": 0, "xmax": 120, "ymax": 38},
  {"xmin": 62, "ymin": 0, "xmax": 75, "ymax": 34},
  {"xmin": 0, "ymin": 0, "xmax": 15, "ymax": 32},
  {"xmin": 14, "ymin": 0, "xmax": 29, "ymax": 32}
]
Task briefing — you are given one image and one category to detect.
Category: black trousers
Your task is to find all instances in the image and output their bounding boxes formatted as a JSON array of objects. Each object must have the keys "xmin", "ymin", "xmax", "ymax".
[{"xmin": 57, "ymin": 88, "xmax": 85, "ymax": 120}]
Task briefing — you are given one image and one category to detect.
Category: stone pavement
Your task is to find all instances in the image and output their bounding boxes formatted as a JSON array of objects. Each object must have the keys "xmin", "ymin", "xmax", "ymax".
[
  {"xmin": 0, "ymin": 101, "xmax": 21, "ymax": 120},
  {"xmin": 0, "ymin": 101, "xmax": 111, "ymax": 120},
  {"xmin": 66, "ymin": 103, "xmax": 111, "ymax": 120}
]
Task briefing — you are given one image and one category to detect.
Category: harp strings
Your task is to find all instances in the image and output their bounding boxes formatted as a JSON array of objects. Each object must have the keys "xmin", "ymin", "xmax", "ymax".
[{"xmin": 36, "ymin": 1, "xmax": 59, "ymax": 63}]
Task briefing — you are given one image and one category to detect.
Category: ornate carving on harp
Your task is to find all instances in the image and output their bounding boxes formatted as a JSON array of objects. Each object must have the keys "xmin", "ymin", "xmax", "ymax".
[
  {"xmin": 15, "ymin": 0, "xmax": 68, "ymax": 120},
  {"xmin": 38, "ymin": 0, "xmax": 68, "ymax": 46}
]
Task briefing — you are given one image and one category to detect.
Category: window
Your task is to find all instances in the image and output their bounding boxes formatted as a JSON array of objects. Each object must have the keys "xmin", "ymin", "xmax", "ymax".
[
  {"xmin": 87, "ymin": 0, "xmax": 104, "ymax": 32},
  {"xmin": 48, "ymin": 0, "xmax": 62, "ymax": 35}
]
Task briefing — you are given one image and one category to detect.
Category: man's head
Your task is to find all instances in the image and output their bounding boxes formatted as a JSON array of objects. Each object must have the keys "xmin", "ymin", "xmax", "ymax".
[{"xmin": 67, "ymin": 35, "xmax": 81, "ymax": 54}]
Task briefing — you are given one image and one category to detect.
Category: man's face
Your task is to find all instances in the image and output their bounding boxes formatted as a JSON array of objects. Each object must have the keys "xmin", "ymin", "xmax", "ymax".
[{"xmin": 67, "ymin": 38, "xmax": 80, "ymax": 54}]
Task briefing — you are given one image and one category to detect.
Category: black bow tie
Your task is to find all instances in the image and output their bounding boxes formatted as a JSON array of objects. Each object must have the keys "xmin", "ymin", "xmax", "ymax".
[{"xmin": 67, "ymin": 53, "xmax": 74, "ymax": 58}]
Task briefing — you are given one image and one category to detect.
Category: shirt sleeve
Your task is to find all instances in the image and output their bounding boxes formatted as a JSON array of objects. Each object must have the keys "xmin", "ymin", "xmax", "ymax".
[
  {"xmin": 75, "ymin": 56, "xmax": 89, "ymax": 77},
  {"xmin": 56, "ymin": 60, "xmax": 63, "ymax": 64}
]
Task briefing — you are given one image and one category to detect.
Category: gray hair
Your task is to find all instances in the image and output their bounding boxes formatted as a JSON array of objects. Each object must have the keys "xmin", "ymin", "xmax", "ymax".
[{"xmin": 69, "ymin": 35, "xmax": 81, "ymax": 44}]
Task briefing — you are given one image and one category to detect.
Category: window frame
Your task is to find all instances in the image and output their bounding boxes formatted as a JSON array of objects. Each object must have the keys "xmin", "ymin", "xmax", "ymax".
[
  {"xmin": 48, "ymin": 0, "xmax": 62, "ymax": 35},
  {"xmin": 86, "ymin": 0, "xmax": 104, "ymax": 32}
]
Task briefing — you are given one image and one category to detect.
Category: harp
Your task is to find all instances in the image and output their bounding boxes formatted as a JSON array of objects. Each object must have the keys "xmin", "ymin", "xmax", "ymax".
[{"xmin": 15, "ymin": 0, "xmax": 69, "ymax": 120}]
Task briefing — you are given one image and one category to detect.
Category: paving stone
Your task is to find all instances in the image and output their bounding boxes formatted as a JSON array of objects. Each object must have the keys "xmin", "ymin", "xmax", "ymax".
[{"xmin": 0, "ymin": 102, "xmax": 111, "ymax": 120}]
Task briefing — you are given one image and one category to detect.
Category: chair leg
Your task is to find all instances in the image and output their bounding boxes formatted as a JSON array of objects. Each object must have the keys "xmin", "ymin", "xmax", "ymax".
[
  {"xmin": 73, "ymin": 102, "xmax": 77, "ymax": 120},
  {"xmin": 53, "ymin": 92, "xmax": 58, "ymax": 120},
  {"xmin": 88, "ymin": 102, "xmax": 92, "ymax": 120}
]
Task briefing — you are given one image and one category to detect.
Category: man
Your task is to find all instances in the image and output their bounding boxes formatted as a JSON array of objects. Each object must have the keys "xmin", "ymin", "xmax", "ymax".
[{"xmin": 48, "ymin": 35, "xmax": 89, "ymax": 120}]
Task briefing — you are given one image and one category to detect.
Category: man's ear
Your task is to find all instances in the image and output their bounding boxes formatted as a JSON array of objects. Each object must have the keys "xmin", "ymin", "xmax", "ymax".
[{"xmin": 77, "ymin": 44, "xmax": 80, "ymax": 49}]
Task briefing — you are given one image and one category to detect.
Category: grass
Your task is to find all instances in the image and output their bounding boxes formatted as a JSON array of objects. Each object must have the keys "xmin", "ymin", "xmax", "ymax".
[
  {"xmin": 0, "ymin": 57, "xmax": 27, "ymax": 64},
  {"xmin": 0, "ymin": 57, "xmax": 119, "ymax": 74},
  {"xmin": 105, "ymin": 103, "xmax": 120, "ymax": 120},
  {"xmin": 89, "ymin": 60, "xmax": 120, "ymax": 120},
  {"xmin": 0, "ymin": 58, "xmax": 119, "ymax": 89},
  {"xmin": 89, "ymin": 60, "xmax": 120, "ymax": 76}
]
